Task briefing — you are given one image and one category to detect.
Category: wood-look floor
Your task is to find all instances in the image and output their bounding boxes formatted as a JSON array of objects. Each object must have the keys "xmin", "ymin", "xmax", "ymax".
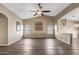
[{"xmin": 0, "ymin": 38, "xmax": 79, "ymax": 55}]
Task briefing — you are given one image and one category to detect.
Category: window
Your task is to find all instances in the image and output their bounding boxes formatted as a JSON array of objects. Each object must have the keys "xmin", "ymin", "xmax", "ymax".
[
  {"xmin": 35, "ymin": 22, "xmax": 43, "ymax": 31},
  {"xmin": 25, "ymin": 25, "xmax": 31, "ymax": 34},
  {"xmin": 47, "ymin": 25, "xmax": 53, "ymax": 34},
  {"xmin": 16, "ymin": 21, "xmax": 21, "ymax": 31}
]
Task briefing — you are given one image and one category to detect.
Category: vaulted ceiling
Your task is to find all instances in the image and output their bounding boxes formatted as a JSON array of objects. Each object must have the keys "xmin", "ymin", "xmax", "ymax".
[{"xmin": 2, "ymin": 3, "xmax": 71, "ymax": 19}]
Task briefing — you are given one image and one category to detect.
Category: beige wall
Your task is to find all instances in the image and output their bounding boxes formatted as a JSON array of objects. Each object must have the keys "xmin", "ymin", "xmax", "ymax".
[
  {"xmin": 23, "ymin": 16, "xmax": 54, "ymax": 38},
  {"xmin": 0, "ymin": 4, "xmax": 23, "ymax": 45},
  {"xmin": 0, "ymin": 14, "xmax": 8, "ymax": 45}
]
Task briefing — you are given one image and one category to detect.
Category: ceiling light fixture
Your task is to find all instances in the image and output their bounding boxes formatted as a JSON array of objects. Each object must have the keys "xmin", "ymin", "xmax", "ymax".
[{"xmin": 30, "ymin": 3, "xmax": 51, "ymax": 16}]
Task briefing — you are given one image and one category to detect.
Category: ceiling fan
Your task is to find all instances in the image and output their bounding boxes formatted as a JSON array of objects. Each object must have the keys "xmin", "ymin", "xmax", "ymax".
[{"xmin": 31, "ymin": 3, "xmax": 51, "ymax": 16}]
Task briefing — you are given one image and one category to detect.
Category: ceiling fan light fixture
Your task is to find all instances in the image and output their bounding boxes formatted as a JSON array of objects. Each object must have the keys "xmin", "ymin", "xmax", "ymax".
[
  {"xmin": 38, "ymin": 11, "xmax": 42, "ymax": 14},
  {"xmin": 32, "ymin": 3, "xmax": 50, "ymax": 16}
]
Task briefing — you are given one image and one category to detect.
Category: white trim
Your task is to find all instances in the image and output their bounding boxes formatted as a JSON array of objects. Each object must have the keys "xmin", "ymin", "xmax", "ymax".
[
  {"xmin": 8, "ymin": 38, "xmax": 22, "ymax": 45},
  {"xmin": 0, "ymin": 44, "xmax": 8, "ymax": 46},
  {"xmin": 8, "ymin": 40, "xmax": 18, "ymax": 45}
]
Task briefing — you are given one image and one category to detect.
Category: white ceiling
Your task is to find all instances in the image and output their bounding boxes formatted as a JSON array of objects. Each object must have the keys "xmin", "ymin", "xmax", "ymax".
[
  {"xmin": 2, "ymin": 3, "xmax": 70, "ymax": 19},
  {"xmin": 62, "ymin": 7, "xmax": 79, "ymax": 21}
]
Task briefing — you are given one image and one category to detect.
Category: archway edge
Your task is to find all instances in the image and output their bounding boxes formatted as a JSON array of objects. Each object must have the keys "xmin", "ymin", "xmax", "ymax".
[{"xmin": 0, "ymin": 12, "xmax": 8, "ymax": 19}]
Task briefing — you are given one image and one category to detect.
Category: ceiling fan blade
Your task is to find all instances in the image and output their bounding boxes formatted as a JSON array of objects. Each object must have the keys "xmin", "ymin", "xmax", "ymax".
[
  {"xmin": 34, "ymin": 13, "xmax": 37, "ymax": 16},
  {"xmin": 41, "ymin": 13, "xmax": 44, "ymax": 16},
  {"xmin": 42, "ymin": 10, "xmax": 51, "ymax": 12}
]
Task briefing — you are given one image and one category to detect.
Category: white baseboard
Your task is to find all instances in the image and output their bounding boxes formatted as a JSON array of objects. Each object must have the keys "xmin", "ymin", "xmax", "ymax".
[
  {"xmin": 0, "ymin": 39, "xmax": 22, "ymax": 46},
  {"xmin": 8, "ymin": 38, "xmax": 22, "ymax": 45},
  {"xmin": 8, "ymin": 41, "xmax": 15, "ymax": 45},
  {"xmin": 0, "ymin": 44, "xmax": 8, "ymax": 46}
]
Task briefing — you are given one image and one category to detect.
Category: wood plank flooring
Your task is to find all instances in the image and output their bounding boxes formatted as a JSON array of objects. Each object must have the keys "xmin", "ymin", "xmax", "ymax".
[{"xmin": 0, "ymin": 38, "xmax": 79, "ymax": 55}]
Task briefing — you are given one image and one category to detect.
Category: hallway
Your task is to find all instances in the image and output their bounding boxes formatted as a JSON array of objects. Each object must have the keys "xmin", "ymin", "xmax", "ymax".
[{"xmin": 0, "ymin": 38, "xmax": 78, "ymax": 55}]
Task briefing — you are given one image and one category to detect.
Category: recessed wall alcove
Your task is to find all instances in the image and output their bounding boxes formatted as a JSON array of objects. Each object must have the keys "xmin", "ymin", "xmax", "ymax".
[{"xmin": 0, "ymin": 13, "xmax": 8, "ymax": 45}]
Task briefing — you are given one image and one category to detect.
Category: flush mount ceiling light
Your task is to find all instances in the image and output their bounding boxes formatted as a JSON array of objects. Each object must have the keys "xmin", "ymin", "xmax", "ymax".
[{"xmin": 30, "ymin": 3, "xmax": 51, "ymax": 16}]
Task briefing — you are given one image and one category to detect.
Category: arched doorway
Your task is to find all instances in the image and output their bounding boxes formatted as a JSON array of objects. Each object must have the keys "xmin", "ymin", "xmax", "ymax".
[{"xmin": 0, "ymin": 13, "xmax": 8, "ymax": 45}]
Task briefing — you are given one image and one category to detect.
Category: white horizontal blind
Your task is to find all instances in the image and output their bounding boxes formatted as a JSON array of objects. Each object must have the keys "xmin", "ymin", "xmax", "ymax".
[
  {"xmin": 47, "ymin": 25, "xmax": 53, "ymax": 34},
  {"xmin": 25, "ymin": 25, "xmax": 31, "ymax": 34}
]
